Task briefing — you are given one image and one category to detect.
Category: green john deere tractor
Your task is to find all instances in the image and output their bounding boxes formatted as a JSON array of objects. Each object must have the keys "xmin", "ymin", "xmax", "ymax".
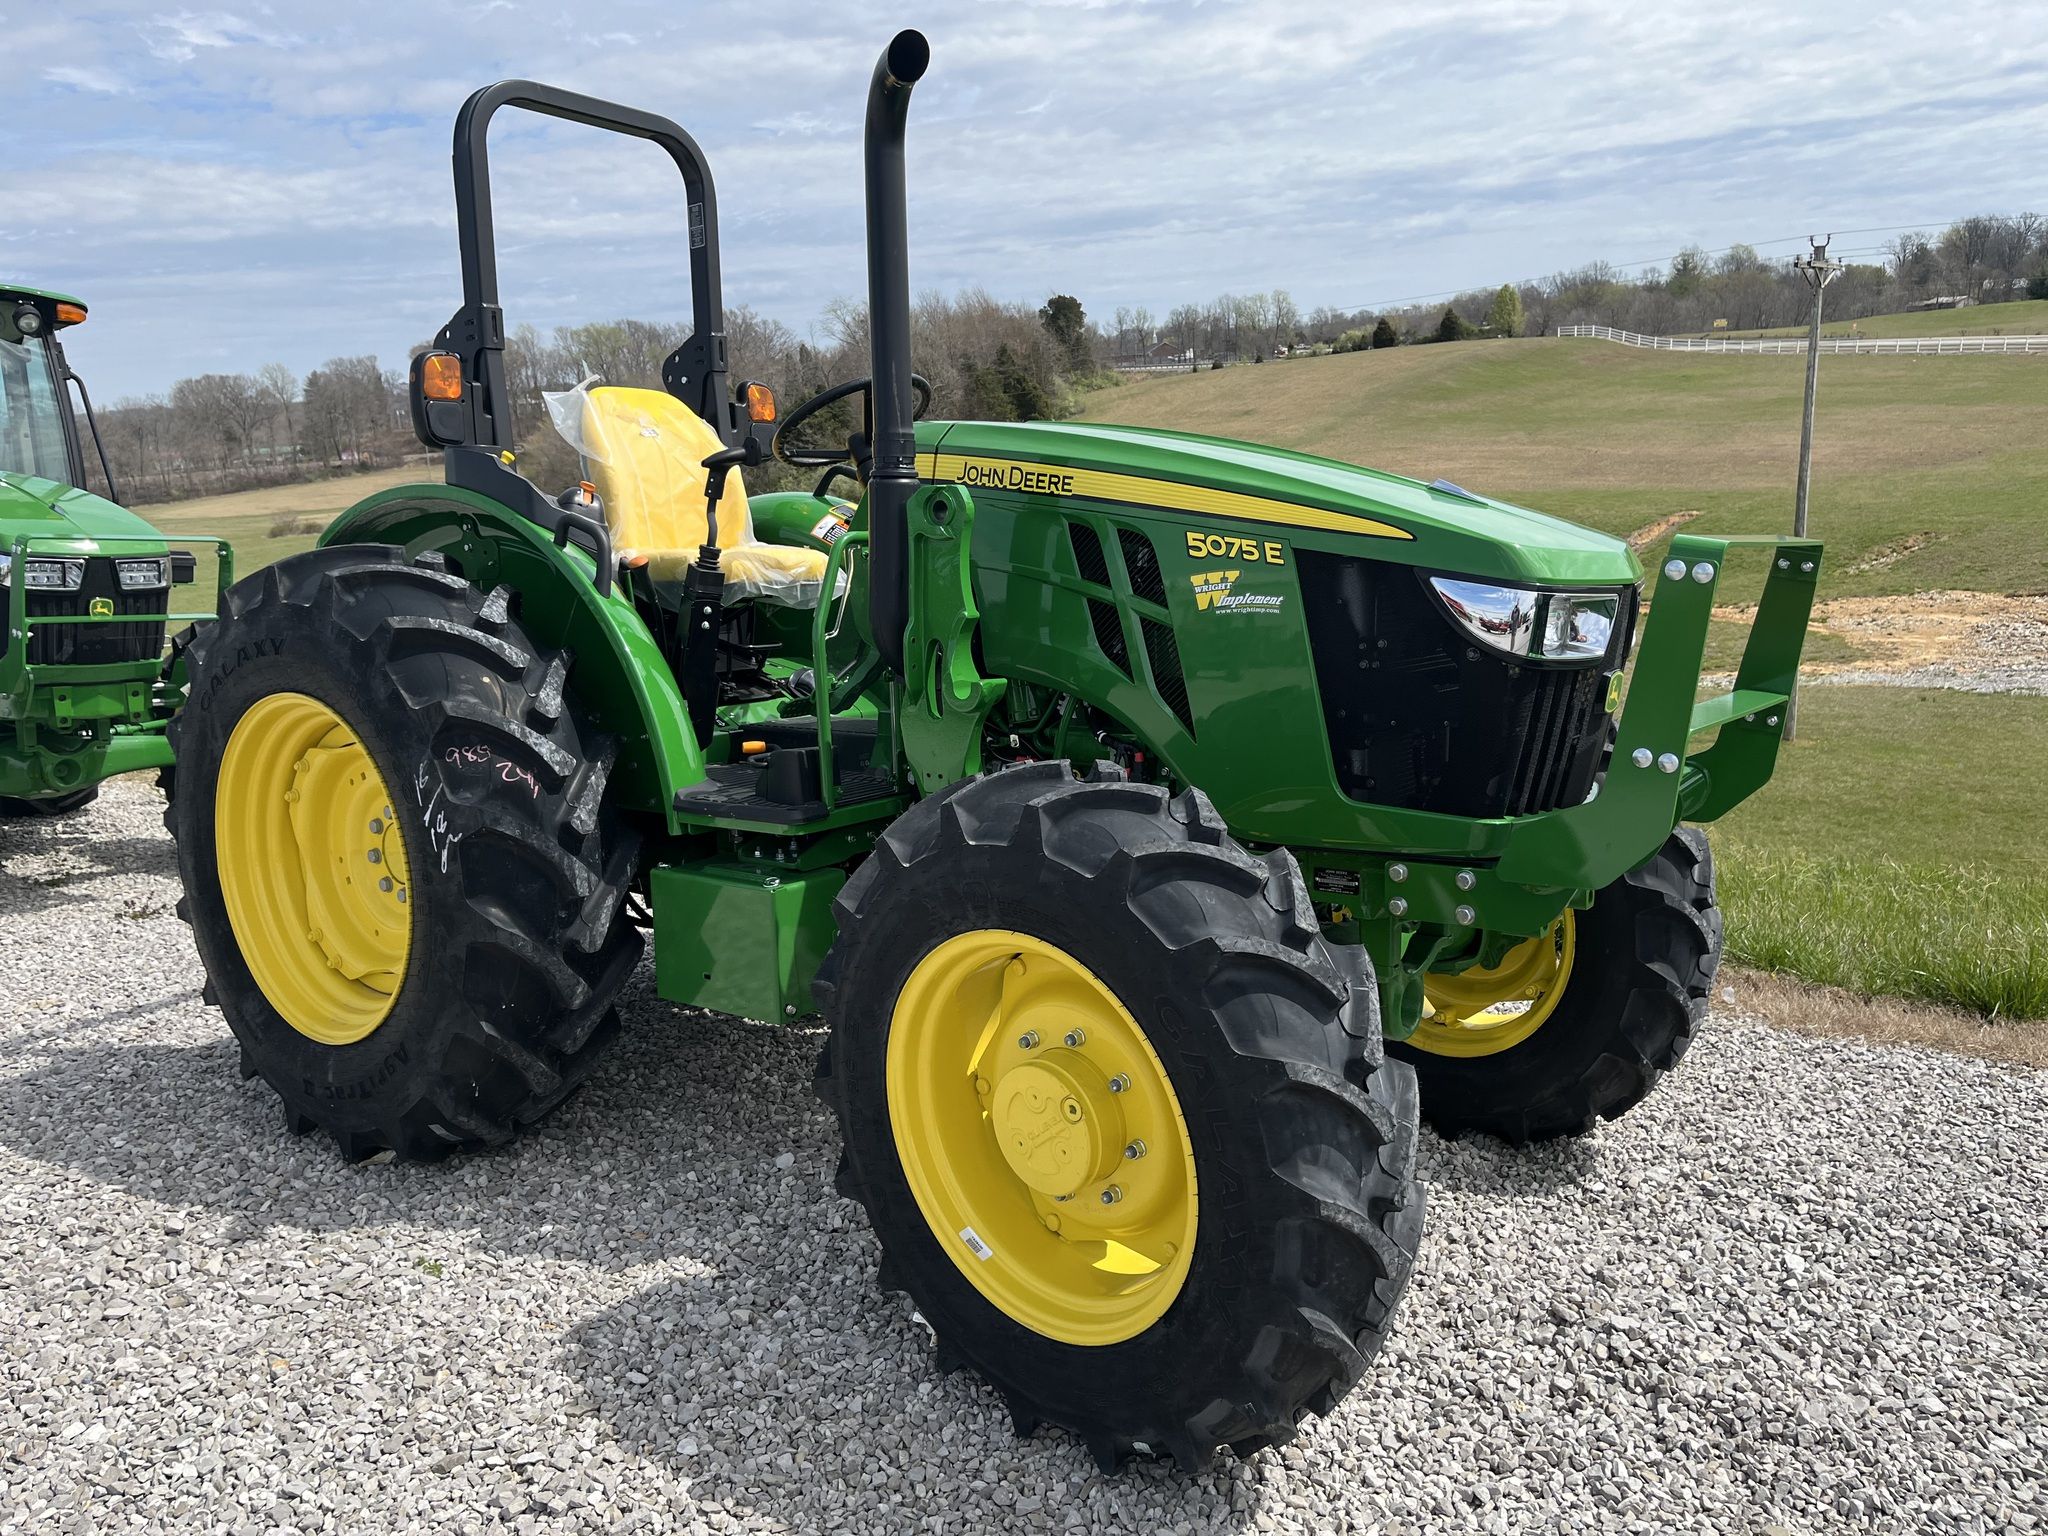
[
  {"xmin": 165, "ymin": 32, "xmax": 1819, "ymax": 1468},
  {"xmin": 0, "ymin": 284, "xmax": 228, "ymax": 815}
]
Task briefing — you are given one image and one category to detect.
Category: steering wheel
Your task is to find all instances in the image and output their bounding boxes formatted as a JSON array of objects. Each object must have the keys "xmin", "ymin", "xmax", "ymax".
[{"xmin": 773, "ymin": 373, "xmax": 931, "ymax": 468}]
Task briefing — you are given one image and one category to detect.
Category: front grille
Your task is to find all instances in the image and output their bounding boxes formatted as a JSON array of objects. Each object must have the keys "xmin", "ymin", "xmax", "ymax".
[
  {"xmin": 8, "ymin": 557, "xmax": 168, "ymax": 667},
  {"xmin": 1298, "ymin": 552, "xmax": 1635, "ymax": 818}
]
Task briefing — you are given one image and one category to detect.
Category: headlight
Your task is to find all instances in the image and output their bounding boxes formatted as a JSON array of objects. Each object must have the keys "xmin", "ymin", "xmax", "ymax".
[
  {"xmin": 23, "ymin": 558, "xmax": 85, "ymax": 591},
  {"xmin": 1430, "ymin": 577, "xmax": 1619, "ymax": 662},
  {"xmin": 116, "ymin": 557, "xmax": 170, "ymax": 590}
]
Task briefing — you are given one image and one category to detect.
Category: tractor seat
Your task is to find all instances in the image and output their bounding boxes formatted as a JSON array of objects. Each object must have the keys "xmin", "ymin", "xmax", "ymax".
[{"xmin": 575, "ymin": 385, "xmax": 830, "ymax": 608}]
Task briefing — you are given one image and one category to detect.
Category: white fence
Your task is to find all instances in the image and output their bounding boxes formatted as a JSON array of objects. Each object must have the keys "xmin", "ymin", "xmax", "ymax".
[{"xmin": 1554, "ymin": 323, "xmax": 2048, "ymax": 355}]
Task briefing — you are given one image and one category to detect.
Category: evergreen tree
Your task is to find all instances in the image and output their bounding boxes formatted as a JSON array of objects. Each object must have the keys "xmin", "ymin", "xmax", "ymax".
[
  {"xmin": 1037, "ymin": 294, "xmax": 1092, "ymax": 370},
  {"xmin": 1370, "ymin": 317, "xmax": 1400, "ymax": 349},
  {"xmin": 1435, "ymin": 307, "xmax": 1473, "ymax": 343}
]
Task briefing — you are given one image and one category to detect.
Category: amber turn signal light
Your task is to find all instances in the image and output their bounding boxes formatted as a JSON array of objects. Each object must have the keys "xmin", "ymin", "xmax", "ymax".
[
  {"xmin": 743, "ymin": 381, "xmax": 777, "ymax": 424},
  {"xmin": 53, "ymin": 302, "xmax": 87, "ymax": 326},
  {"xmin": 418, "ymin": 352, "xmax": 464, "ymax": 402}
]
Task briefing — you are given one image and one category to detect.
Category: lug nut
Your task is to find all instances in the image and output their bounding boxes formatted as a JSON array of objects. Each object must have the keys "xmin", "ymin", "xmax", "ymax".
[
  {"xmin": 378, "ymin": 877, "xmax": 393, "ymax": 893},
  {"xmin": 366, "ymin": 848, "xmax": 382, "ymax": 864},
  {"xmin": 1107, "ymin": 1074, "xmax": 1131, "ymax": 1094},
  {"xmin": 370, "ymin": 818, "xmax": 384, "ymax": 834},
  {"xmin": 1063, "ymin": 1029, "xmax": 1086, "ymax": 1047},
  {"xmin": 1017, "ymin": 1031, "xmax": 1040, "ymax": 1050},
  {"xmin": 1454, "ymin": 870, "xmax": 1476, "ymax": 891},
  {"xmin": 396, "ymin": 890, "xmax": 408, "ymax": 904},
  {"xmin": 1387, "ymin": 897, "xmax": 1409, "ymax": 917},
  {"xmin": 1100, "ymin": 1186, "xmax": 1124, "ymax": 1205},
  {"xmin": 1632, "ymin": 747, "xmax": 1654, "ymax": 769},
  {"xmin": 1123, "ymin": 1140, "xmax": 1147, "ymax": 1160}
]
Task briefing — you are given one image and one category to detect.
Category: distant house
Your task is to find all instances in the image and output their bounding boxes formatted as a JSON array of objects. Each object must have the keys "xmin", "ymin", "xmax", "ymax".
[{"xmin": 1908, "ymin": 295, "xmax": 1977, "ymax": 311}]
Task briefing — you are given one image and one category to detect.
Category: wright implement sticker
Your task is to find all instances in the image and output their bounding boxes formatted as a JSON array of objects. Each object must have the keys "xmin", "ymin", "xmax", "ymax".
[
  {"xmin": 959, "ymin": 1226, "xmax": 995, "ymax": 1261},
  {"xmin": 1188, "ymin": 569, "xmax": 1285, "ymax": 615},
  {"xmin": 810, "ymin": 508, "xmax": 853, "ymax": 546}
]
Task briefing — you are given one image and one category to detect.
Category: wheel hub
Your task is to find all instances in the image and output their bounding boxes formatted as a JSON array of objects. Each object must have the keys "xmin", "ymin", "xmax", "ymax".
[
  {"xmin": 214, "ymin": 692, "xmax": 414, "ymax": 1046},
  {"xmin": 1415, "ymin": 912, "xmax": 1577, "ymax": 1056},
  {"xmin": 886, "ymin": 930, "xmax": 1198, "ymax": 1345},
  {"xmin": 990, "ymin": 1052, "xmax": 1126, "ymax": 1198}
]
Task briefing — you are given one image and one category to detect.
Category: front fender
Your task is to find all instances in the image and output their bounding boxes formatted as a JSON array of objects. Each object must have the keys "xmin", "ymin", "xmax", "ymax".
[{"xmin": 322, "ymin": 484, "xmax": 704, "ymax": 827}]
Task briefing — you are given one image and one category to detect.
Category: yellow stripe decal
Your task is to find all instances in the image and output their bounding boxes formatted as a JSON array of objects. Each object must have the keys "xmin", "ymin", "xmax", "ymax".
[{"xmin": 914, "ymin": 452, "xmax": 1413, "ymax": 541}]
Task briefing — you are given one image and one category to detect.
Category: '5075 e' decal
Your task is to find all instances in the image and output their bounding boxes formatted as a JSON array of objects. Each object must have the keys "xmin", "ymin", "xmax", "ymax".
[{"xmin": 1185, "ymin": 530, "xmax": 1285, "ymax": 565}]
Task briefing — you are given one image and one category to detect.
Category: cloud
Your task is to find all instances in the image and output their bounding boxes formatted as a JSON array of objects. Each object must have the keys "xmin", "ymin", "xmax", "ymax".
[
  {"xmin": 12, "ymin": 0, "xmax": 2048, "ymax": 397},
  {"xmin": 43, "ymin": 65, "xmax": 130, "ymax": 94}
]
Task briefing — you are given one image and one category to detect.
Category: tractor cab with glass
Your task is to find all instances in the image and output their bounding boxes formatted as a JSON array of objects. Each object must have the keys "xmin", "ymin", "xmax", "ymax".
[{"xmin": 0, "ymin": 284, "xmax": 229, "ymax": 815}]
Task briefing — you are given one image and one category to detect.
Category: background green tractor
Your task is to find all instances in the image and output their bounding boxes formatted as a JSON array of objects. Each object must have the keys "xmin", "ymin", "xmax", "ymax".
[
  {"xmin": 0, "ymin": 284, "xmax": 228, "ymax": 815},
  {"xmin": 165, "ymin": 33, "xmax": 1818, "ymax": 1468}
]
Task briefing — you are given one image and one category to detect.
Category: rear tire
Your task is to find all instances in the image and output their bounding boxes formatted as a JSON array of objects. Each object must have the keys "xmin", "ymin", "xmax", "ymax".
[
  {"xmin": 166, "ymin": 544, "xmax": 641, "ymax": 1161},
  {"xmin": 816, "ymin": 761, "xmax": 1424, "ymax": 1470},
  {"xmin": 1391, "ymin": 826, "xmax": 1721, "ymax": 1143}
]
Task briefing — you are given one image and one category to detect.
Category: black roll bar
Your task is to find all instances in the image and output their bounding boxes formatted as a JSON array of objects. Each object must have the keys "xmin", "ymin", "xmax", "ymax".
[{"xmin": 433, "ymin": 79, "xmax": 734, "ymax": 452}]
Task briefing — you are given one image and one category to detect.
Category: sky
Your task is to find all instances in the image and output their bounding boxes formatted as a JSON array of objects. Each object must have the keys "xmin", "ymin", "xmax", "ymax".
[{"xmin": 10, "ymin": 0, "xmax": 2047, "ymax": 399}]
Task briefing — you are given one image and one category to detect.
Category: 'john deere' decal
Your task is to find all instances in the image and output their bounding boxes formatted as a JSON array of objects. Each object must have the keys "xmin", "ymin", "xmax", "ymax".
[
  {"xmin": 1189, "ymin": 570, "xmax": 1285, "ymax": 616},
  {"xmin": 914, "ymin": 452, "xmax": 1411, "ymax": 540}
]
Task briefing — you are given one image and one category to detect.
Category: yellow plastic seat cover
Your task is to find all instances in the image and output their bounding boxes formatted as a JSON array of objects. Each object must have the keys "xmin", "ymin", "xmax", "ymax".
[{"xmin": 574, "ymin": 385, "xmax": 829, "ymax": 608}]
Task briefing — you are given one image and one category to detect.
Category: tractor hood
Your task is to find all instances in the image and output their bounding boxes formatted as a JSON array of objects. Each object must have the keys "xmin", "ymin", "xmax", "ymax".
[
  {"xmin": 0, "ymin": 471, "xmax": 162, "ymax": 552},
  {"xmin": 915, "ymin": 419, "xmax": 1639, "ymax": 587}
]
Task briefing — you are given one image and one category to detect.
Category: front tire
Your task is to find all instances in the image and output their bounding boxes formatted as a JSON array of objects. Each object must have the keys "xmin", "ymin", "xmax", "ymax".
[
  {"xmin": 167, "ymin": 544, "xmax": 641, "ymax": 1161},
  {"xmin": 816, "ymin": 762, "xmax": 1424, "ymax": 1470},
  {"xmin": 1392, "ymin": 826, "xmax": 1721, "ymax": 1143}
]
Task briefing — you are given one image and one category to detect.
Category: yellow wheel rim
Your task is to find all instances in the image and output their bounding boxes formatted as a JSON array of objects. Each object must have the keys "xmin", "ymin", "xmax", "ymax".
[
  {"xmin": 1412, "ymin": 912, "xmax": 1577, "ymax": 1058},
  {"xmin": 885, "ymin": 931, "xmax": 1198, "ymax": 1346},
  {"xmin": 214, "ymin": 692, "xmax": 414, "ymax": 1045}
]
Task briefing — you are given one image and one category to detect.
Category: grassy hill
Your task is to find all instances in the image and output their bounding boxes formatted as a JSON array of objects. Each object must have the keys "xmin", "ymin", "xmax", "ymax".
[
  {"xmin": 1077, "ymin": 337, "xmax": 2048, "ymax": 601},
  {"xmin": 1695, "ymin": 297, "xmax": 2048, "ymax": 341}
]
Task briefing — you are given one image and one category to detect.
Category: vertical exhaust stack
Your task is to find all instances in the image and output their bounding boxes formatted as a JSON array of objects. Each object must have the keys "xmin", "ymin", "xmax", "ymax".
[{"xmin": 863, "ymin": 28, "xmax": 930, "ymax": 677}]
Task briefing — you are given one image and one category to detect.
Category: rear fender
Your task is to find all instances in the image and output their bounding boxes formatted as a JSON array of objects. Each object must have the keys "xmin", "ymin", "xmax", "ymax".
[{"xmin": 321, "ymin": 484, "xmax": 703, "ymax": 826}]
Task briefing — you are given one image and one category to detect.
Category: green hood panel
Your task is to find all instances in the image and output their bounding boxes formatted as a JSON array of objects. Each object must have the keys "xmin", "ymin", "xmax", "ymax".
[
  {"xmin": 914, "ymin": 419, "xmax": 1638, "ymax": 586},
  {"xmin": 0, "ymin": 472, "xmax": 161, "ymax": 551}
]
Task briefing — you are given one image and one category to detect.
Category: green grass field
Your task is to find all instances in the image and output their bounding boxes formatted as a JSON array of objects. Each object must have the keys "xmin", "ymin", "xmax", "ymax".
[
  {"xmin": 1081, "ymin": 341, "xmax": 2047, "ymax": 1017},
  {"xmin": 1712, "ymin": 687, "xmax": 2047, "ymax": 1018},
  {"xmin": 148, "ymin": 464, "xmax": 427, "ymax": 591}
]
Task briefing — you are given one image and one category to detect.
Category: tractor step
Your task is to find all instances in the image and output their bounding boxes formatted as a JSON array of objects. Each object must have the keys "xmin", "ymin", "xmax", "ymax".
[{"xmin": 673, "ymin": 758, "xmax": 902, "ymax": 828}]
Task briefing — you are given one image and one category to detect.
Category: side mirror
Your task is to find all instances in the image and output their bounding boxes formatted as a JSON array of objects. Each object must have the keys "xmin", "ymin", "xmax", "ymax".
[{"xmin": 409, "ymin": 350, "xmax": 470, "ymax": 448}]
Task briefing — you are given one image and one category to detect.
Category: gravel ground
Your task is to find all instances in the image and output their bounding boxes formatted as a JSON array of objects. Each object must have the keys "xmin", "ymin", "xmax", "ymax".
[{"xmin": 4, "ymin": 781, "xmax": 2045, "ymax": 1535}]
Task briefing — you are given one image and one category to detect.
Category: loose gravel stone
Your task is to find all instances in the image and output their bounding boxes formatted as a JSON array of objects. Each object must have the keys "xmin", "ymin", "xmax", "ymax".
[{"xmin": 3, "ymin": 780, "xmax": 2044, "ymax": 1533}]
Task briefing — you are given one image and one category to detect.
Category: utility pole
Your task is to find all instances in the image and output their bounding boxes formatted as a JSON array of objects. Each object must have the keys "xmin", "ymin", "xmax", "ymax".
[{"xmin": 1786, "ymin": 235, "xmax": 1843, "ymax": 740}]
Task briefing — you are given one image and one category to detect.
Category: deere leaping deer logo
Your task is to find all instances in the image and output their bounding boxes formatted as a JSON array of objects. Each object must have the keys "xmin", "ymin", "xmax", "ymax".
[
  {"xmin": 88, "ymin": 597, "xmax": 114, "ymax": 618},
  {"xmin": 1188, "ymin": 569, "xmax": 1285, "ymax": 615}
]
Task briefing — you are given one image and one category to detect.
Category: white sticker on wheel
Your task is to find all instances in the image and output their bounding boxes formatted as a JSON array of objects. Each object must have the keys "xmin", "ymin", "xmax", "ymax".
[{"xmin": 959, "ymin": 1226, "xmax": 994, "ymax": 1261}]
